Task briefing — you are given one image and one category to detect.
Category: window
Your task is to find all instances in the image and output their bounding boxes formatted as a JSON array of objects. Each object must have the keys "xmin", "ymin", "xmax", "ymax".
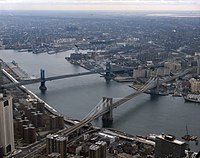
[
  {"xmin": 4, "ymin": 100, "xmax": 9, "ymax": 107},
  {"xmin": 6, "ymin": 144, "xmax": 11, "ymax": 153}
]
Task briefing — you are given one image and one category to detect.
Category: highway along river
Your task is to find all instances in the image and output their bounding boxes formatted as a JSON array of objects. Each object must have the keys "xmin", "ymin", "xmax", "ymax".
[{"xmin": 1, "ymin": 50, "xmax": 200, "ymax": 151}]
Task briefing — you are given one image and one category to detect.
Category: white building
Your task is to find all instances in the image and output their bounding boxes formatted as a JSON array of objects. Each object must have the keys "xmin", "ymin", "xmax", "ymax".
[{"xmin": 0, "ymin": 94, "xmax": 15, "ymax": 155}]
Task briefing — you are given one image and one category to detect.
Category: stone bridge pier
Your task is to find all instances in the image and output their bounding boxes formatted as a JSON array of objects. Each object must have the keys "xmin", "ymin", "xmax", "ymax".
[{"xmin": 102, "ymin": 97, "xmax": 113, "ymax": 122}]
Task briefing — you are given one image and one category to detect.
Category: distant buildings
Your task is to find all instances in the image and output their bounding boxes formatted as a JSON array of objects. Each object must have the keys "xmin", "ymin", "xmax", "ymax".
[
  {"xmin": 0, "ymin": 94, "xmax": 15, "ymax": 156},
  {"xmin": 195, "ymin": 53, "xmax": 200, "ymax": 76},
  {"xmin": 164, "ymin": 61, "xmax": 182, "ymax": 73},
  {"xmin": 133, "ymin": 66, "xmax": 146, "ymax": 78},
  {"xmin": 156, "ymin": 67, "xmax": 170, "ymax": 77},
  {"xmin": 133, "ymin": 66, "xmax": 170, "ymax": 79},
  {"xmin": 189, "ymin": 78, "xmax": 200, "ymax": 93}
]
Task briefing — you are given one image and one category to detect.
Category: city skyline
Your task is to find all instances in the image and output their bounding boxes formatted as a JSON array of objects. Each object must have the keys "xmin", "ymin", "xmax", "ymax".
[{"xmin": 0, "ymin": 0, "xmax": 200, "ymax": 11}]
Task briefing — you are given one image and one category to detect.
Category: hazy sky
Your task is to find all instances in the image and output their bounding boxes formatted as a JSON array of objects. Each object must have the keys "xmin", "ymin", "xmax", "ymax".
[{"xmin": 0, "ymin": 0, "xmax": 200, "ymax": 11}]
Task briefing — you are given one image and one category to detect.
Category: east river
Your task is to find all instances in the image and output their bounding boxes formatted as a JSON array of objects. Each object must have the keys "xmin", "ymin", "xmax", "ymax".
[{"xmin": 0, "ymin": 50, "xmax": 200, "ymax": 151}]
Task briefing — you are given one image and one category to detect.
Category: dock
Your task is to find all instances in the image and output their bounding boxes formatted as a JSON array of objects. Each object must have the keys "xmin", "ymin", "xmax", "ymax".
[{"xmin": 4, "ymin": 61, "xmax": 29, "ymax": 80}]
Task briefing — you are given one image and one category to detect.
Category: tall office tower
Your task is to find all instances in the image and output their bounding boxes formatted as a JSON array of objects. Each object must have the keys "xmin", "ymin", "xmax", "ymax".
[
  {"xmin": 0, "ymin": 94, "xmax": 15, "ymax": 155},
  {"xmin": 0, "ymin": 62, "xmax": 3, "ymax": 88},
  {"xmin": 55, "ymin": 137, "xmax": 67, "ymax": 158},
  {"xmin": 197, "ymin": 55, "xmax": 200, "ymax": 76}
]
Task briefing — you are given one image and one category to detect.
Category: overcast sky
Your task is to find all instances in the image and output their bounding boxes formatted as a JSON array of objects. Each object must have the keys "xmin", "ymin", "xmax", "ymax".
[{"xmin": 0, "ymin": 0, "xmax": 199, "ymax": 11}]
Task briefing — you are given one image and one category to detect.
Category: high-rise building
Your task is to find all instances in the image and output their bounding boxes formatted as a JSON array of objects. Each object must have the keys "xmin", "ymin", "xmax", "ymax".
[
  {"xmin": 49, "ymin": 115, "xmax": 64, "ymax": 130},
  {"xmin": 0, "ymin": 94, "xmax": 15, "ymax": 155},
  {"xmin": 0, "ymin": 62, "xmax": 3, "ymax": 89},
  {"xmin": 55, "ymin": 137, "xmax": 67, "ymax": 158},
  {"xmin": 89, "ymin": 144, "xmax": 101, "ymax": 158},
  {"xmin": 46, "ymin": 134, "xmax": 67, "ymax": 158},
  {"xmin": 95, "ymin": 141, "xmax": 107, "ymax": 158},
  {"xmin": 155, "ymin": 134, "xmax": 187, "ymax": 158},
  {"xmin": 23, "ymin": 125, "xmax": 37, "ymax": 144},
  {"xmin": 196, "ymin": 53, "xmax": 200, "ymax": 76}
]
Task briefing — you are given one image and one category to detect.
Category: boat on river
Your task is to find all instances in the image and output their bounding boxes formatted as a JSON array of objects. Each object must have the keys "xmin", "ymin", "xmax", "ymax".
[
  {"xmin": 182, "ymin": 135, "xmax": 198, "ymax": 141},
  {"xmin": 183, "ymin": 94, "xmax": 200, "ymax": 103},
  {"xmin": 182, "ymin": 125, "xmax": 198, "ymax": 143}
]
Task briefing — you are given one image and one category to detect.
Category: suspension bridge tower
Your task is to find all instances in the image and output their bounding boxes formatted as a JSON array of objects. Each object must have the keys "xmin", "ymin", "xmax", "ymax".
[
  {"xmin": 102, "ymin": 97, "xmax": 113, "ymax": 122},
  {"xmin": 150, "ymin": 77, "xmax": 160, "ymax": 94},
  {"xmin": 104, "ymin": 62, "xmax": 111, "ymax": 82},
  {"xmin": 39, "ymin": 69, "xmax": 47, "ymax": 92}
]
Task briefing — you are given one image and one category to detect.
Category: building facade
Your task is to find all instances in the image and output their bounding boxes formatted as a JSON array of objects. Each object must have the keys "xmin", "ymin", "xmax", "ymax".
[
  {"xmin": 164, "ymin": 61, "xmax": 181, "ymax": 73},
  {"xmin": 189, "ymin": 78, "xmax": 200, "ymax": 93},
  {"xmin": 155, "ymin": 134, "xmax": 187, "ymax": 158},
  {"xmin": 0, "ymin": 94, "xmax": 15, "ymax": 155},
  {"xmin": 46, "ymin": 134, "xmax": 67, "ymax": 158}
]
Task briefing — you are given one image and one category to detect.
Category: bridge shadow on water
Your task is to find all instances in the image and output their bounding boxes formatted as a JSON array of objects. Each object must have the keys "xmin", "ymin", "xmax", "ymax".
[
  {"xmin": 102, "ymin": 120, "xmax": 113, "ymax": 128},
  {"xmin": 149, "ymin": 94, "xmax": 160, "ymax": 101}
]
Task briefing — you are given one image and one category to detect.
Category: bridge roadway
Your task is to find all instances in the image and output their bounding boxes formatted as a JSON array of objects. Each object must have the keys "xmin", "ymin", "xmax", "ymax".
[
  {"xmin": 1, "ymin": 64, "xmax": 191, "ymax": 89},
  {"xmin": 1, "ymin": 70, "xmax": 103, "ymax": 89}
]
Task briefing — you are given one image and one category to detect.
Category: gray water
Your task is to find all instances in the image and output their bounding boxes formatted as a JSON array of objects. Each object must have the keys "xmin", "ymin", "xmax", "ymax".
[{"xmin": 1, "ymin": 50, "xmax": 200, "ymax": 151}]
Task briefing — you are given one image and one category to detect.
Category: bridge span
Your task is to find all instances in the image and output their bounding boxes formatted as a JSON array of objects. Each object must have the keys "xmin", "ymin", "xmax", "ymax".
[
  {"xmin": 1, "ymin": 61, "xmax": 113, "ymax": 91},
  {"xmin": 2, "ymin": 70, "xmax": 99, "ymax": 88},
  {"xmin": 55, "ymin": 68, "xmax": 191, "ymax": 135},
  {"xmin": 55, "ymin": 70, "xmax": 191, "ymax": 138}
]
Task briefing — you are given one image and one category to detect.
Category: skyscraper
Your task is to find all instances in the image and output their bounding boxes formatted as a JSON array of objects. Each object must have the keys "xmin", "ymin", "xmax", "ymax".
[
  {"xmin": 0, "ymin": 94, "xmax": 15, "ymax": 155},
  {"xmin": 196, "ymin": 54, "xmax": 200, "ymax": 76},
  {"xmin": 0, "ymin": 61, "xmax": 3, "ymax": 89}
]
